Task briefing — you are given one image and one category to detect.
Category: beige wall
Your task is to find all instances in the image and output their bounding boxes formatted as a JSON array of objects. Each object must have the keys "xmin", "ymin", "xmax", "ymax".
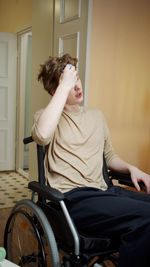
[
  {"xmin": 88, "ymin": 0, "xmax": 150, "ymax": 173},
  {"xmin": 0, "ymin": 0, "xmax": 32, "ymax": 32},
  {"xmin": 29, "ymin": 0, "xmax": 53, "ymax": 181}
]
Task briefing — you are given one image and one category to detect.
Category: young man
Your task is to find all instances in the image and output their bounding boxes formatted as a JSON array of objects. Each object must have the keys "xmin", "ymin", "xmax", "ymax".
[{"xmin": 32, "ymin": 54, "xmax": 150, "ymax": 267}]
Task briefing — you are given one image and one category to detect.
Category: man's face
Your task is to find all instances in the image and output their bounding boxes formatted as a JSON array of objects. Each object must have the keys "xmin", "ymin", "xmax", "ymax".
[{"xmin": 65, "ymin": 77, "xmax": 83, "ymax": 105}]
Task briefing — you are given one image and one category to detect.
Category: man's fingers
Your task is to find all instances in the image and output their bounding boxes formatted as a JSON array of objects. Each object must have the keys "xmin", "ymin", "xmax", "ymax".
[{"xmin": 132, "ymin": 179, "xmax": 141, "ymax": 191}]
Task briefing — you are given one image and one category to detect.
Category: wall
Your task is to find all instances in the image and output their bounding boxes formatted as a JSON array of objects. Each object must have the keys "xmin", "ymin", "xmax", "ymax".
[
  {"xmin": 29, "ymin": 0, "xmax": 53, "ymax": 181},
  {"xmin": 0, "ymin": 0, "xmax": 53, "ymax": 180},
  {"xmin": 88, "ymin": 0, "xmax": 150, "ymax": 173},
  {"xmin": 0, "ymin": 0, "xmax": 32, "ymax": 32}
]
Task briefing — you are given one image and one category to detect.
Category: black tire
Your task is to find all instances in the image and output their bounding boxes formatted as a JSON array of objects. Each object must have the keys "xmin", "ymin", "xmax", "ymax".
[{"xmin": 4, "ymin": 199, "xmax": 60, "ymax": 267}]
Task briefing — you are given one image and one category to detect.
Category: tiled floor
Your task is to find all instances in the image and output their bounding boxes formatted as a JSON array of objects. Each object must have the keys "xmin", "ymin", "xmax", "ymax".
[{"xmin": 0, "ymin": 171, "xmax": 30, "ymax": 209}]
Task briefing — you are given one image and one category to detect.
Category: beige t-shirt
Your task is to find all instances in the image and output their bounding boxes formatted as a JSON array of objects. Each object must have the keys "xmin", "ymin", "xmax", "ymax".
[{"xmin": 31, "ymin": 107, "xmax": 116, "ymax": 193}]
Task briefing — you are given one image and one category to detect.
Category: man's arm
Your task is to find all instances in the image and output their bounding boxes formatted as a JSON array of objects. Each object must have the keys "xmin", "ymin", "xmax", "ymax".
[
  {"xmin": 108, "ymin": 156, "xmax": 150, "ymax": 193},
  {"xmin": 36, "ymin": 65, "xmax": 77, "ymax": 139}
]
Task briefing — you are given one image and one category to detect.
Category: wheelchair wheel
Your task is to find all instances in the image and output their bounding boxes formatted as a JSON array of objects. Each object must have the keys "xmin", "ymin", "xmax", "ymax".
[{"xmin": 4, "ymin": 199, "xmax": 60, "ymax": 267}]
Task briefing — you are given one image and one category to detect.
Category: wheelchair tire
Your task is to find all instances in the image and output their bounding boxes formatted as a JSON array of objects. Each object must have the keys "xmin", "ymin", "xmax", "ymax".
[{"xmin": 4, "ymin": 199, "xmax": 60, "ymax": 267}]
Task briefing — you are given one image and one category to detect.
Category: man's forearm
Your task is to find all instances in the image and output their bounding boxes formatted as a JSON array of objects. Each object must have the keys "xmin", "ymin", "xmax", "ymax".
[{"xmin": 108, "ymin": 156, "xmax": 133, "ymax": 174}]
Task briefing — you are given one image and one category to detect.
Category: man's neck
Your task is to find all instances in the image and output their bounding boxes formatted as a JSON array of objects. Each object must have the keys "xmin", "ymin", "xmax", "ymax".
[{"xmin": 64, "ymin": 104, "xmax": 81, "ymax": 112}]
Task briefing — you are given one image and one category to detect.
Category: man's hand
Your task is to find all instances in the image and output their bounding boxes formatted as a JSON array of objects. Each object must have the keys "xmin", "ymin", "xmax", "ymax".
[
  {"xmin": 59, "ymin": 64, "xmax": 78, "ymax": 93},
  {"xmin": 129, "ymin": 166, "xmax": 150, "ymax": 193},
  {"xmin": 108, "ymin": 156, "xmax": 150, "ymax": 193}
]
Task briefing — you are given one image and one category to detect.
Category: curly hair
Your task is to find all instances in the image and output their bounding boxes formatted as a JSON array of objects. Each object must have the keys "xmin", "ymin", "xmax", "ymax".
[{"xmin": 38, "ymin": 54, "xmax": 78, "ymax": 95}]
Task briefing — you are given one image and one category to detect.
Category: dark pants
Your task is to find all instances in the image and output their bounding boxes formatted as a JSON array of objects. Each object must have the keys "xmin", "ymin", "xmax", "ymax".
[{"xmin": 64, "ymin": 186, "xmax": 150, "ymax": 267}]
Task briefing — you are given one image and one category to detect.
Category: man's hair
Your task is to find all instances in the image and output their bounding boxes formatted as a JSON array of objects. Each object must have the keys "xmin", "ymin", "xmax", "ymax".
[{"xmin": 38, "ymin": 54, "xmax": 78, "ymax": 95}]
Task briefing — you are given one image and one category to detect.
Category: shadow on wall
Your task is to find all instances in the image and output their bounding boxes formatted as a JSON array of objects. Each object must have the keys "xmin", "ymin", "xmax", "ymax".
[{"xmin": 138, "ymin": 143, "xmax": 150, "ymax": 174}]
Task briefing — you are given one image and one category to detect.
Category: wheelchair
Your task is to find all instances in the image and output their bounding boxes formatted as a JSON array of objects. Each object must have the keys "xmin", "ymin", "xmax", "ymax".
[{"xmin": 4, "ymin": 136, "xmax": 144, "ymax": 267}]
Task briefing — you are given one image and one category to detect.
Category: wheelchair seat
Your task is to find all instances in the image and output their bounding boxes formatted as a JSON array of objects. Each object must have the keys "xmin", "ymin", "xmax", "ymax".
[
  {"xmin": 38, "ymin": 199, "xmax": 119, "ymax": 256},
  {"xmin": 4, "ymin": 136, "xmax": 139, "ymax": 267}
]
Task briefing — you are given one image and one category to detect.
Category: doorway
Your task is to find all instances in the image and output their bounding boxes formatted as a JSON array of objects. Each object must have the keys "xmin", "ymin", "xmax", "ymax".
[{"xmin": 16, "ymin": 28, "xmax": 32, "ymax": 177}]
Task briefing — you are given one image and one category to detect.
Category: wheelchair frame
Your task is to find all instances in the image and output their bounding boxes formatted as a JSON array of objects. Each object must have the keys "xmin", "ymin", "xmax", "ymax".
[{"xmin": 4, "ymin": 136, "xmax": 143, "ymax": 267}]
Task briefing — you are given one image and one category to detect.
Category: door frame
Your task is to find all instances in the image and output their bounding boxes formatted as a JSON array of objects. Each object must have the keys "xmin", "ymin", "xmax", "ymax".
[
  {"xmin": 16, "ymin": 27, "xmax": 32, "ymax": 178},
  {"xmin": 84, "ymin": 0, "xmax": 92, "ymax": 106}
]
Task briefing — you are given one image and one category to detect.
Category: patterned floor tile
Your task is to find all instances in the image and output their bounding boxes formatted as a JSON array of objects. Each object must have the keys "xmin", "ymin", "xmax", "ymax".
[{"xmin": 0, "ymin": 171, "xmax": 30, "ymax": 208}]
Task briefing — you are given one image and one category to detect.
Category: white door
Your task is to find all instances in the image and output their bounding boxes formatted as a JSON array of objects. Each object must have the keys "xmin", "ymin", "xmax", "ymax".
[
  {"xmin": 53, "ymin": 0, "xmax": 91, "ymax": 105},
  {"xmin": 0, "ymin": 32, "xmax": 17, "ymax": 170}
]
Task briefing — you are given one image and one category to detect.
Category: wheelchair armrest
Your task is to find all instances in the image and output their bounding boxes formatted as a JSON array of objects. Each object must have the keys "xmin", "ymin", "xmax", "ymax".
[
  {"xmin": 28, "ymin": 181, "xmax": 64, "ymax": 202},
  {"xmin": 23, "ymin": 136, "xmax": 33, "ymax": 144},
  {"xmin": 109, "ymin": 170, "xmax": 134, "ymax": 186},
  {"xmin": 109, "ymin": 170, "xmax": 145, "ymax": 191}
]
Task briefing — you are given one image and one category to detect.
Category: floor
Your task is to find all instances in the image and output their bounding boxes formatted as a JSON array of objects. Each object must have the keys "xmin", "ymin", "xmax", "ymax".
[
  {"xmin": 0, "ymin": 171, "xmax": 29, "ymax": 208},
  {"xmin": 0, "ymin": 171, "xmax": 30, "ymax": 248},
  {"xmin": 0, "ymin": 207, "xmax": 12, "ymax": 247}
]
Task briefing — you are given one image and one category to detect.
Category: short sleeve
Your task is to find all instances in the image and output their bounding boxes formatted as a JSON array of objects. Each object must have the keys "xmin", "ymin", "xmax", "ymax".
[{"xmin": 31, "ymin": 109, "xmax": 52, "ymax": 146}]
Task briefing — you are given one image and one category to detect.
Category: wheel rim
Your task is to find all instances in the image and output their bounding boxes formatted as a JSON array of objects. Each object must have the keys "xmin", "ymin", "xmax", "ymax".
[{"xmin": 5, "ymin": 209, "xmax": 46, "ymax": 267}]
